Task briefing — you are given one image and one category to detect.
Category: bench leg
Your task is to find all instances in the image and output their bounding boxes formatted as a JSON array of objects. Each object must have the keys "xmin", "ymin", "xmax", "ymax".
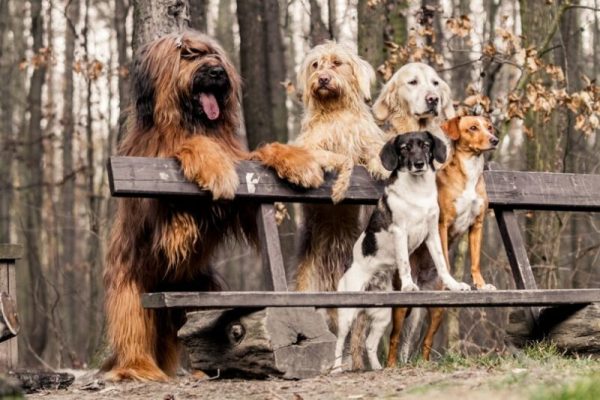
[{"xmin": 257, "ymin": 204, "xmax": 288, "ymax": 291}]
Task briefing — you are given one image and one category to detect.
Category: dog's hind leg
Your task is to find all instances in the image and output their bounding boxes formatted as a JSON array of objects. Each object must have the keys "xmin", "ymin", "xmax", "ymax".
[
  {"xmin": 333, "ymin": 306, "xmax": 356, "ymax": 373},
  {"xmin": 365, "ymin": 308, "xmax": 391, "ymax": 370}
]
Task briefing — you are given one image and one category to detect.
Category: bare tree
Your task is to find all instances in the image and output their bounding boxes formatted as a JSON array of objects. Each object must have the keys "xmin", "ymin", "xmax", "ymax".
[
  {"xmin": 190, "ymin": 0, "xmax": 208, "ymax": 31},
  {"xmin": 132, "ymin": 0, "xmax": 190, "ymax": 52}
]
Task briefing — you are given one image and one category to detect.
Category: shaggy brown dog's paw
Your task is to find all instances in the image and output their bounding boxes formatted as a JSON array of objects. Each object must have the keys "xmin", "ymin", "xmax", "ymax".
[
  {"xmin": 176, "ymin": 139, "xmax": 239, "ymax": 200},
  {"xmin": 252, "ymin": 143, "xmax": 324, "ymax": 189},
  {"xmin": 104, "ymin": 364, "xmax": 169, "ymax": 382}
]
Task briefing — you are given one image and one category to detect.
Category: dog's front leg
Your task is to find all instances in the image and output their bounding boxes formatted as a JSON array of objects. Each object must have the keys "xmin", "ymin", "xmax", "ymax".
[
  {"xmin": 392, "ymin": 227, "xmax": 418, "ymax": 291},
  {"xmin": 250, "ymin": 143, "xmax": 324, "ymax": 189},
  {"xmin": 469, "ymin": 214, "xmax": 496, "ymax": 290},
  {"xmin": 175, "ymin": 135, "xmax": 239, "ymax": 200},
  {"xmin": 309, "ymin": 149, "xmax": 353, "ymax": 204},
  {"xmin": 425, "ymin": 220, "xmax": 471, "ymax": 291}
]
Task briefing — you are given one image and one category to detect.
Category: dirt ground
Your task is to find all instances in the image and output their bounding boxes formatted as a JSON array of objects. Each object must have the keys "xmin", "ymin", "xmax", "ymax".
[{"xmin": 26, "ymin": 349, "xmax": 600, "ymax": 400}]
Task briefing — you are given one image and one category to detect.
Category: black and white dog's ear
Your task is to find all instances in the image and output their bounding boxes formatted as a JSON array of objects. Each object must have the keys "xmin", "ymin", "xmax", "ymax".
[
  {"xmin": 380, "ymin": 136, "xmax": 400, "ymax": 171},
  {"xmin": 427, "ymin": 132, "xmax": 447, "ymax": 166}
]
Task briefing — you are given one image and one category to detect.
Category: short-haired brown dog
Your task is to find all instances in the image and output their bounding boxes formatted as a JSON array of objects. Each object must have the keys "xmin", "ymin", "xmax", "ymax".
[{"xmin": 387, "ymin": 115, "xmax": 498, "ymax": 365}]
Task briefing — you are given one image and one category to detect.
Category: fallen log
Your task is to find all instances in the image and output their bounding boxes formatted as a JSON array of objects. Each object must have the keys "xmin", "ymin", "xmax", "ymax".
[
  {"xmin": 506, "ymin": 303, "xmax": 600, "ymax": 354},
  {"xmin": 8, "ymin": 371, "xmax": 74, "ymax": 393},
  {"xmin": 0, "ymin": 292, "xmax": 19, "ymax": 343},
  {"xmin": 179, "ymin": 307, "xmax": 336, "ymax": 379}
]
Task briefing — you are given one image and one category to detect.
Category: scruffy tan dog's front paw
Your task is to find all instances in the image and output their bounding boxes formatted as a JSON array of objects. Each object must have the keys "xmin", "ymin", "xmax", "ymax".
[{"xmin": 252, "ymin": 143, "xmax": 324, "ymax": 189}]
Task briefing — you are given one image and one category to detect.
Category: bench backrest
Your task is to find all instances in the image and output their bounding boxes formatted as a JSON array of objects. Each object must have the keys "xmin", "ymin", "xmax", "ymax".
[{"xmin": 109, "ymin": 156, "xmax": 600, "ymax": 211}]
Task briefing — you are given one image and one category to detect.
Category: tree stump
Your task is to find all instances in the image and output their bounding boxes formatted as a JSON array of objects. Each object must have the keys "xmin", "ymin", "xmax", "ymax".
[
  {"xmin": 506, "ymin": 303, "xmax": 600, "ymax": 354},
  {"xmin": 0, "ymin": 293, "xmax": 19, "ymax": 343},
  {"xmin": 179, "ymin": 307, "xmax": 336, "ymax": 379}
]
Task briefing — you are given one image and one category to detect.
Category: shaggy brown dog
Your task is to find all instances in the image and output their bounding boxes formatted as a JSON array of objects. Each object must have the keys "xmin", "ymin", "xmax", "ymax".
[
  {"xmin": 103, "ymin": 31, "xmax": 323, "ymax": 382},
  {"xmin": 293, "ymin": 42, "xmax": 388, "ymax": 316}
]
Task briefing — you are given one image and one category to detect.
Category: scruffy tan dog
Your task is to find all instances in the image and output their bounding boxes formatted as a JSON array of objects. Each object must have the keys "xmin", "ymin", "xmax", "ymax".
[{"xmin": 293, "ymin": 42, "xmax": 388, "ymax": 303}]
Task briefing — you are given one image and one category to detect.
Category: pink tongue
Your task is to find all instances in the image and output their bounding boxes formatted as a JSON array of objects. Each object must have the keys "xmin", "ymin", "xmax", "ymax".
[{"xmin": 199, "ymin": 93, "xmax": 220, "ymax": 120}]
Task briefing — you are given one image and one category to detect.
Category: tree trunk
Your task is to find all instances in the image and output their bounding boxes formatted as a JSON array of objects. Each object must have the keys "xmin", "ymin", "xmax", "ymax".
[
  {"xmin": 309, "ymin": 0, "xmax": 330, "ymax": 46},
  {"xmin": 385, "ymin": 0, "xmax": 408, "ymax": 47},
  {"xmin": 450, "ymin": 0, "xmax": 471, "ymax": 100},
  {"xmin": 23, "ymin": 0, "xmax": 49, "ymax": 359},
  {"xmin": 215, "ymin": 0, "xmax": 237, "ymax": 68},
  {"xmin": 132, "ymin": 0, "xmax": 191, "ymax": 52},
  {"xmin": 115, "ymin": 0, "xmax": 130, "ymax": 144},
  {"xmin": 189, "ymin": 0, "xmax": 208, "ymax": 32},
  {"xmin": 357, "ymin": 0, "xmax": 386, "ymax": 71},
  {"xmin": 0, "ymin": 0, "xmax": 12, "ymax": 243},
  {"xmin": 61, "ymin": 0, "xmax": 80, "ymax": 358},
  {"xmin": 237, "ymin": 0, "xmax": 288, "ymax": 148}
]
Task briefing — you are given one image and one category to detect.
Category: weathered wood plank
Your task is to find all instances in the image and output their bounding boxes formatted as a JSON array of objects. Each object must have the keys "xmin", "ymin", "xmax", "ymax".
[
  {"xmin": 109, "ymin": 157, "xmax": 600, "ymax": 211},
  {"xmin": 484, "ymin": 170, "xmax": 600, "ymax": 211},
  {"xmin": 257, "ymin": 204, "xmax": 287, "ymax": 291},
  {"xmin": 0, "ymin": 245, "xmax": 22, "ymax": 261},
  {"xmin": 142, "ymin": 289, "xmax": 600, "ymax": 309},
  {"xmin": 108, "ymin": 156, "xmax": 382, "ymax": 204},
  {"xmin": 494, "ymin": 210, "xmax": 537, "ymax": 291}
]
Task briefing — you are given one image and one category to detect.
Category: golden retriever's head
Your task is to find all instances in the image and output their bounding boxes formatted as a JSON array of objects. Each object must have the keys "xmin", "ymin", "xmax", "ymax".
[
  {"xmin": 372, "ymin": 62, "xmax": 454, "ymax": 123},
  {"xmin": 297, "ymin": 42, "xmax": 375, "ymax": 109},
  {"xmin": 132, "ymin": 30, "xmax": 241, "ymax": 131}
]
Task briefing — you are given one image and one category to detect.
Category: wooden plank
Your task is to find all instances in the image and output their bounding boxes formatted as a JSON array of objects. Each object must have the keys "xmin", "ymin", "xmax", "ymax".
[
  {"xmin": 108, "ymin": 156, "xmax": 383, "ymax": 204},
  {"xmin": 141, "ymin": 289, "xmax": 600, "ymax": 309},
  {"xmin": 109, "ymin": 157, "xmax": 600, "ymax": 211},
  {"xmin": 0, "ymin": 260, "xmax": 17, "ymax": 369},
  {"xmin": 257, "ymin": 204, "xmax": 287, "ymax": 291},
  {"xmin": 0, "ymin": 245, "xmax": 22, "ymax": 261},
  {"xmin": 494, "ymin": 210, "xmax": 537, "ymax": 290},
  {"xmin": 484, "ymin": 170, "xmax": 600, "ymax": 211}
]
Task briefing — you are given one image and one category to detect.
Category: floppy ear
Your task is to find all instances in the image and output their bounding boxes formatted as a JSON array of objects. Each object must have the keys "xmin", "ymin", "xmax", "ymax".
[
  {"xmin": 372, "ymin": 78, "xmax": 397, "ymax": 121},
  {"xmin": 439, "ymin": 80, "xmax": 456, "ymax": 119},
  {"xmin": 355, "ymin": 57, "xmax": 376, "ymax": 103},
  {"xmin": 441, "ymin": 117, "xmax": 461, "ymax": 141},
  {"xmin": 380, "ymin": 136, "xmax": 400, "ymax": 171},
  {"xmin": 428, "ymin": 132, "xmax": 447, "ymax": 166},
  {"xmin": 132, "ymin": 45, "xmax": 156, "ymax": 131}
]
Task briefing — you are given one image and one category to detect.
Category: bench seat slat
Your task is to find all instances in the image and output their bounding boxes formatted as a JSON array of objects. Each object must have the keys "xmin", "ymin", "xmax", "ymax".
[
  {"xmin": 142, "ymin": 289, "xmax": 600, "ymax": 309},
  {"xmin": 109, "ymin": 157, "xmax": 600, "ymax": 210}
]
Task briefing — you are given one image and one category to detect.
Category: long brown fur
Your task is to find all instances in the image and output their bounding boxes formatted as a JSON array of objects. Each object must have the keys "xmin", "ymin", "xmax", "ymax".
[{"xmin": 103, "ymin": 31, "xmax": 323, "ymax": 382}]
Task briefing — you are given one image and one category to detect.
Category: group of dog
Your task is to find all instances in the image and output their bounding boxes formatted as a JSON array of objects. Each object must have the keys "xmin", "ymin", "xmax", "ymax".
[
  {"xmin": 291, "ymin": 42, "xmax": 499, "ymax": 372},
  {"xmin": 103, "ymin": 31, "xmax": 498, "ymax": 381}
]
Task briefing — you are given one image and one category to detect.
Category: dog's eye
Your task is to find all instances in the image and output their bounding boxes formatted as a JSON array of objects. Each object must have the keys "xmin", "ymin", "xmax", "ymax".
[
  {"xmin": 470, "ymin": 125, "xmax": 478, "ymax": 131},
  {"xmin": 423, "ymin": 142, "xmax": 430, "ymax": 149},
  {"xmin": 312, "ymin": 61, "xmax": 318, "ymax": 69},
  {"xmin": 399, "ymin": 145, "xmax": 408, "ymax": 151},
  {"xmin": 487, "ymin": 125, "xmax": 494, "ymax": 132},
  {"xmin": 433, "ymin": 80, "xmax": 439, "ymax": 86},
  {"xmin": 332, "ymin": 60, "xmax": 342, "ymax": 67},
  {"xmin": 408, "ymin": 79, "xmax": 418, "ymax": 85}
]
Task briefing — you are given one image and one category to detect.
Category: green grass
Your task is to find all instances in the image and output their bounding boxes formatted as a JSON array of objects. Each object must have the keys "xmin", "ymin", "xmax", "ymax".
[{"xmin": 531, "ymin": 374, "xmax": 600, "ymax": 400}]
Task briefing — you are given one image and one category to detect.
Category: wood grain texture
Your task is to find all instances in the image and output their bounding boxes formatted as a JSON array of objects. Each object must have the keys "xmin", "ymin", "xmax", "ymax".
[
  {"xmin": 257, "ymin": 205, "xmax": 287, "ymax": 291},
  {"xmin": 109, "ymin": 157, "xmax": 600, "ymax": 210},
  {"xmin": 142, "ymin": 289, "xmax": 600, "ymax": 309},
  {"xmin": 0, "ymin": 245, "xmax": 22, "ymax": 261}
]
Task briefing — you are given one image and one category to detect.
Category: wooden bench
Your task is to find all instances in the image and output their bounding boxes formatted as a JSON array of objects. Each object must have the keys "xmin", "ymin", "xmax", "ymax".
[
  {"xmin": 0, "ymin": 244, "xmax": 22, "ymax": 370},
  {"xmin": 108, "ymin": 156, "xmax": 600, "ymax": 376}
]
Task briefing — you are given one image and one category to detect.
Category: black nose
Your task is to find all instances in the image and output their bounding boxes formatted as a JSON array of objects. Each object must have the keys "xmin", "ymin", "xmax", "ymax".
[
  {"xmin": 318, "ymin": 74, "xmax": 331, "ymax": 86},
  {"xmin": 414, "ymin": 161, "xmax": 425, "ymax": 169},
  {"xmin": 490, "ymin": 136, "xmax": 499, "ymax": 146},
  {"xmin": 209, "ymin": 66, "xmax": 225, "ymax": 78},
  {"xmin": 426, "ymin": 95, "xmax": 439, "ymax": 107}
]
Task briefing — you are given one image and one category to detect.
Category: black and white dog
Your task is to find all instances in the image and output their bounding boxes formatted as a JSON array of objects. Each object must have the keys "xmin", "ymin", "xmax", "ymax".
[{"xmin": 333, "ymin": 131, "xmax": 471, "ymax": 372}]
